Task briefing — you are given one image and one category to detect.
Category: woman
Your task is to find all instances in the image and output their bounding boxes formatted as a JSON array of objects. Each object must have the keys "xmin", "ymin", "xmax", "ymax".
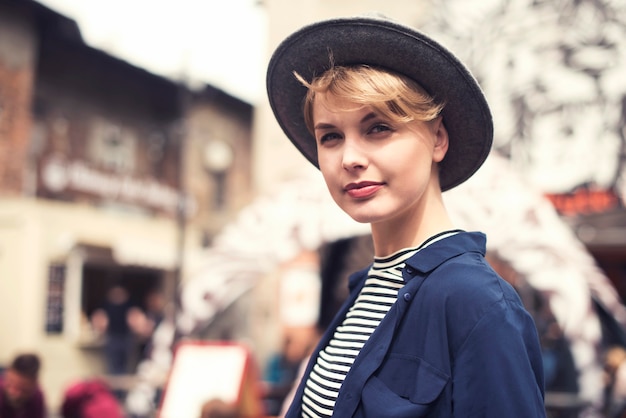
[{"xmin": 266, "ymin": 15, "xmax": 546, "ymax": 417}]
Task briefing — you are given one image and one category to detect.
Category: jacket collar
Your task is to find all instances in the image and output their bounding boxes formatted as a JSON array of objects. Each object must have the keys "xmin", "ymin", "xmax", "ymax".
[
  {"xmin": 348, "ymin": 231, "xmax": 487, "ymax": 291},
  {"xmin": 405, "ymin": 231, "xmax": 486, "ymax": 274}
]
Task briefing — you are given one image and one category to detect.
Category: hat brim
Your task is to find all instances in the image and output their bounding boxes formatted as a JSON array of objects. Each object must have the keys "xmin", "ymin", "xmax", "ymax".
[{"xmin": 266, "ymin": 16, "xmax": 493, "ymax": 191}]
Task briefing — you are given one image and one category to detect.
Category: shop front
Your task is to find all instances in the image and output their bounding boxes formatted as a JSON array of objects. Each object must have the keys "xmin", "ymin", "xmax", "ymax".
[{"xmin": 0, "ymin": 196, "xmax": 184, "ymax": 410}]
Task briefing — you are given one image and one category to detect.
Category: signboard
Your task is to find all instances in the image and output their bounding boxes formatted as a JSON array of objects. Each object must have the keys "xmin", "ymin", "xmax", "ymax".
[
  {"xmin": 545, "ymin": 187, "xmax": 622, "ymax": 216},
  {"xmin": 158, "ymin": 341, "xmax": 264, "ymax": 418},
  {"xmin": 38, "ymin": 155, "xmax": 185, "ymax": 216}
]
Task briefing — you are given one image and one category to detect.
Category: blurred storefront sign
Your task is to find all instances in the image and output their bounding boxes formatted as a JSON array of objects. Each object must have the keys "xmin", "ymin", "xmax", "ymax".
[
  {"xmin": 546, "ymin": 187, "xmax": 622, "ymax": 217},
  {"xmin": 39, "ymin": 155, "xmax": 181, "ymax": 215}
]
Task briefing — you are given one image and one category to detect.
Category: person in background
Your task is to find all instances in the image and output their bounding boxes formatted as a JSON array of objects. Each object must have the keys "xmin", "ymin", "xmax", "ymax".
[
  {"xmin": 266, "ymin": 14, "xmax": 545, "ymax": 417},
  {"xmin": 61, "ymin": 378, "xmax": 125, "ymax": 418},
  {"xmin": 265, "ymin": 326, "xmax": 319, "ymax": 416},
  {"xmin": 91, "ymin": 284, "xmax": 144, "ymax": 376},
  {"xmin": 0, "ymin": 353, "xmax": 46, "ymax": 418},
  {"xmin": 136, "ymin": 289, "xmax": 167, "ymax": 362},
  {"xmin": 199, "ymin": 398, "xmax": 239, "ymax": 418}
]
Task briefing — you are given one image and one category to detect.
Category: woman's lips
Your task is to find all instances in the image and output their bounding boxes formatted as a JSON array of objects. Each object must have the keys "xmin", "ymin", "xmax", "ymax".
[{"xmin": 344, "ymin": 181, "xmax": 384, "ymax": 199}]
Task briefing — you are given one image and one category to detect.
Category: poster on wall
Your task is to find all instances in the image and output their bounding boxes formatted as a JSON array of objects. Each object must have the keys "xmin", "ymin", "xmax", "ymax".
[{"xmin": 45, "ymin": 264, "xmax": 65, "ymax": 334}]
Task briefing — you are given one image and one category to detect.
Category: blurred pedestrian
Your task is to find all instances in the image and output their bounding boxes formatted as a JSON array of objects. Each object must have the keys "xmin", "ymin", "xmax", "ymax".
[
  {"xmin": 91, "ymin": 284, "xmax": 144, "ymax": 376},
  {"xmin": 61, "ymin": 378, "xmax": 125, "ymax": 418},
  {"xmin": 0, "ymin": 353, "xmax": 46, "ymax": 418},
  {"xmin": 199, "ymin": 398, "xmax": 239, "ymax": 418},
  {"xmin": 136, "ymin": 289, "xmax": 166, "ymax": 361},
  {"xmin": 264, "ymin": 325, "xmax": 319, "ymax": 416},
  {"xmin": 267, "ymin": 14, "xmax": 546, "ymax": 417}
]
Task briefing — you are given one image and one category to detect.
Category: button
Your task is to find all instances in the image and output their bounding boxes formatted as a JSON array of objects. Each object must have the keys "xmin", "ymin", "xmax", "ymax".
[
  {"xmin": 403, "ymin": 292, "xmax": 411, "ymax": 301},
  {"xmin": 405, "ymin": 266, "xmax": 414, "ymax": 274}
]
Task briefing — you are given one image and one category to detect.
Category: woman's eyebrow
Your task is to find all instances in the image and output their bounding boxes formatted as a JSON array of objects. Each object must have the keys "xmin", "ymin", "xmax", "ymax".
[
  {"xmin": 314, "ymin": 112, "xmax": 378, "ymax": 131},
  {"xmin": 360, "ymin": 112, "xmax": 377, "ymax": 124},
  {"xmin": 314, "ymin": 122, "xmax": 337, "ymax": 130}
]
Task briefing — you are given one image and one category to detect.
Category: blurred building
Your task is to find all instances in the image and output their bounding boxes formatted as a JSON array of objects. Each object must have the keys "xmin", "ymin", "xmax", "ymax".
[{"xmin": 0, "ymin": 0, "xmax": 253, "ymax": 409}]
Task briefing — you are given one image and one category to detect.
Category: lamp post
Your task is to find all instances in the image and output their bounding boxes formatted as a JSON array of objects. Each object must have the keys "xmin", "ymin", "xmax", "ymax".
[
  {"xmin": 172, "ymin": 118, "xmax": 188, "ymax": 325},
  {"xmin": 203, "ymin": 138, "xmax": 234, "ymax": 210}
]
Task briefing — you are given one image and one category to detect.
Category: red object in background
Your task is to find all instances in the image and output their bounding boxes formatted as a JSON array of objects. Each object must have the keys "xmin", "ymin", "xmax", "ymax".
[
  {"xmin": 61, "ymin": 379, "xmax": 125, "ymax": 418},
  {"xmin": 545, "ymin": 187, "xmax": 621, "ymax": 216}
]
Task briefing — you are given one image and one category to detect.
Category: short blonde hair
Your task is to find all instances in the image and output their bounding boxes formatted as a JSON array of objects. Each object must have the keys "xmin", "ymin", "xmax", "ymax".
[{"xmin": 296, "ymin": 65, "xmax": 445, "ymax": 134}]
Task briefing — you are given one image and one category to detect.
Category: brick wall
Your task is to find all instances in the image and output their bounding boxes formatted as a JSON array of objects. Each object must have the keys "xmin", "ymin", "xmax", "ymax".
[{"xmin": 0, "ymin": 8, "xmax": 36, "ymax": 195}]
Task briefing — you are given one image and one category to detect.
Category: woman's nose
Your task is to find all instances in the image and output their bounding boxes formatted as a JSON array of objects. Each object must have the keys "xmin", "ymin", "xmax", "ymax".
[{"xmin": 341, "ymin": 138, "xmax": 368, "ymax": 170}]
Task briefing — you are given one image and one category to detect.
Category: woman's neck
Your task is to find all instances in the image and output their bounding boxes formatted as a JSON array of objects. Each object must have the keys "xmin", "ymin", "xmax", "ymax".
[{"xmin": 370, "ymin": 193, "xmax": 455, "ymax": 257}]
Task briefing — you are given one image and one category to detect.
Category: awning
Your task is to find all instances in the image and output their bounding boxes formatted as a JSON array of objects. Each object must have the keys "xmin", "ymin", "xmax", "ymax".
[
  {"xmin": 566, "ymin": 208, "xmax": 626, "ymax": 248},
  {"xmin": 113, "ymin": 237, "xmax": 178, "ymax": 270}
]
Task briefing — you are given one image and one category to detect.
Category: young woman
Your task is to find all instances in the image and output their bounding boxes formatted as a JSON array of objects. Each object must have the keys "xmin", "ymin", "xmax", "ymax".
[{"xmin": 267, "ymin": 15, "xmax": 546, "ymax": 417}]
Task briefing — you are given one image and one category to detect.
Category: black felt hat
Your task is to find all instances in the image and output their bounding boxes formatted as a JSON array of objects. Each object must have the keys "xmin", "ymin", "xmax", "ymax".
[{"xmin": 266, "ymin": 15, "xmax": 493, "ymax": 191}]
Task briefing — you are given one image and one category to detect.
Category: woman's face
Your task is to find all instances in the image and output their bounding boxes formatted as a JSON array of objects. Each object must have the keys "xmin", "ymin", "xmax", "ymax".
[{"xmin": 313, "ymin": 93, "xmax": 448, "ymax": 227}]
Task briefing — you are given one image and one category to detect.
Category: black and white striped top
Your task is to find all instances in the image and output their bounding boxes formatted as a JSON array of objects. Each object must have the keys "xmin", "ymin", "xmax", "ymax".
[{"xmin": 300, "ymin": 231, "xmax": 460, "ymax": 418}]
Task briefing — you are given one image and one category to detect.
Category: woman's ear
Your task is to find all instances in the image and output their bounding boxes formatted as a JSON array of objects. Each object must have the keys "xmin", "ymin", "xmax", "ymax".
[{"xmin": 432, "ymin": 117, "xmax": 449, "ymax": 163}]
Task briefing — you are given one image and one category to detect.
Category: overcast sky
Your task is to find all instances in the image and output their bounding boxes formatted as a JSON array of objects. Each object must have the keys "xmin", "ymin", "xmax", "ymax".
[{"xmin": 37, "ymin": 0, "xmax": 268, "ymax": 104}]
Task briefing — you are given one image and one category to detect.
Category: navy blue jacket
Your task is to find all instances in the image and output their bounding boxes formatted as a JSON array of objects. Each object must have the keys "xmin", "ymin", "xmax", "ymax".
[{"xmin": 285, "ymin": 232, "xmax": 546, "ymax": 417}]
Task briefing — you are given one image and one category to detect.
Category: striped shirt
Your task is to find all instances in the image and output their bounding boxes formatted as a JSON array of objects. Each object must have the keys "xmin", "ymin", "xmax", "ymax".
[{"xmin": 300, "ymin": 230, "xmax": 460, "ymax": 418}]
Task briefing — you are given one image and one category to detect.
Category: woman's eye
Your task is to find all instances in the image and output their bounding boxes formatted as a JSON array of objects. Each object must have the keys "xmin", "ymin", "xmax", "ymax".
[
  {"xmin": 319, "ymin": 132, "xmax": 341, "ymax": 144},
  {"xmin": 369, "ymin": 123, "xmax": 392, "ymax": 134}
]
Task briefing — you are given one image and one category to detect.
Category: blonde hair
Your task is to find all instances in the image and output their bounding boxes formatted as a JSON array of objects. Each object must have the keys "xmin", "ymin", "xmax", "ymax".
[{"xmin": 295, "ymin": 65, "xmax": 445, "ymax": 134}]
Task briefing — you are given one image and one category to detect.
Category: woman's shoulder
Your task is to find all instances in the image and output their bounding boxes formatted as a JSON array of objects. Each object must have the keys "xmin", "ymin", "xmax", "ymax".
[
  {"xmin": 433, "ymin": 253, "xmax": 519, "ymax": 304},
  {"xmin": 420, "ymin": 252, "xmax": 527, "ymax": 328}
]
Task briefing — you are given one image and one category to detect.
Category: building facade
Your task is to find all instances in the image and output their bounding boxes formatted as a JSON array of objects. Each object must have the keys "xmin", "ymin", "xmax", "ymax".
[{"xmin": 0, "ymin": 0, "xmax": 253, "ymax": 409}]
